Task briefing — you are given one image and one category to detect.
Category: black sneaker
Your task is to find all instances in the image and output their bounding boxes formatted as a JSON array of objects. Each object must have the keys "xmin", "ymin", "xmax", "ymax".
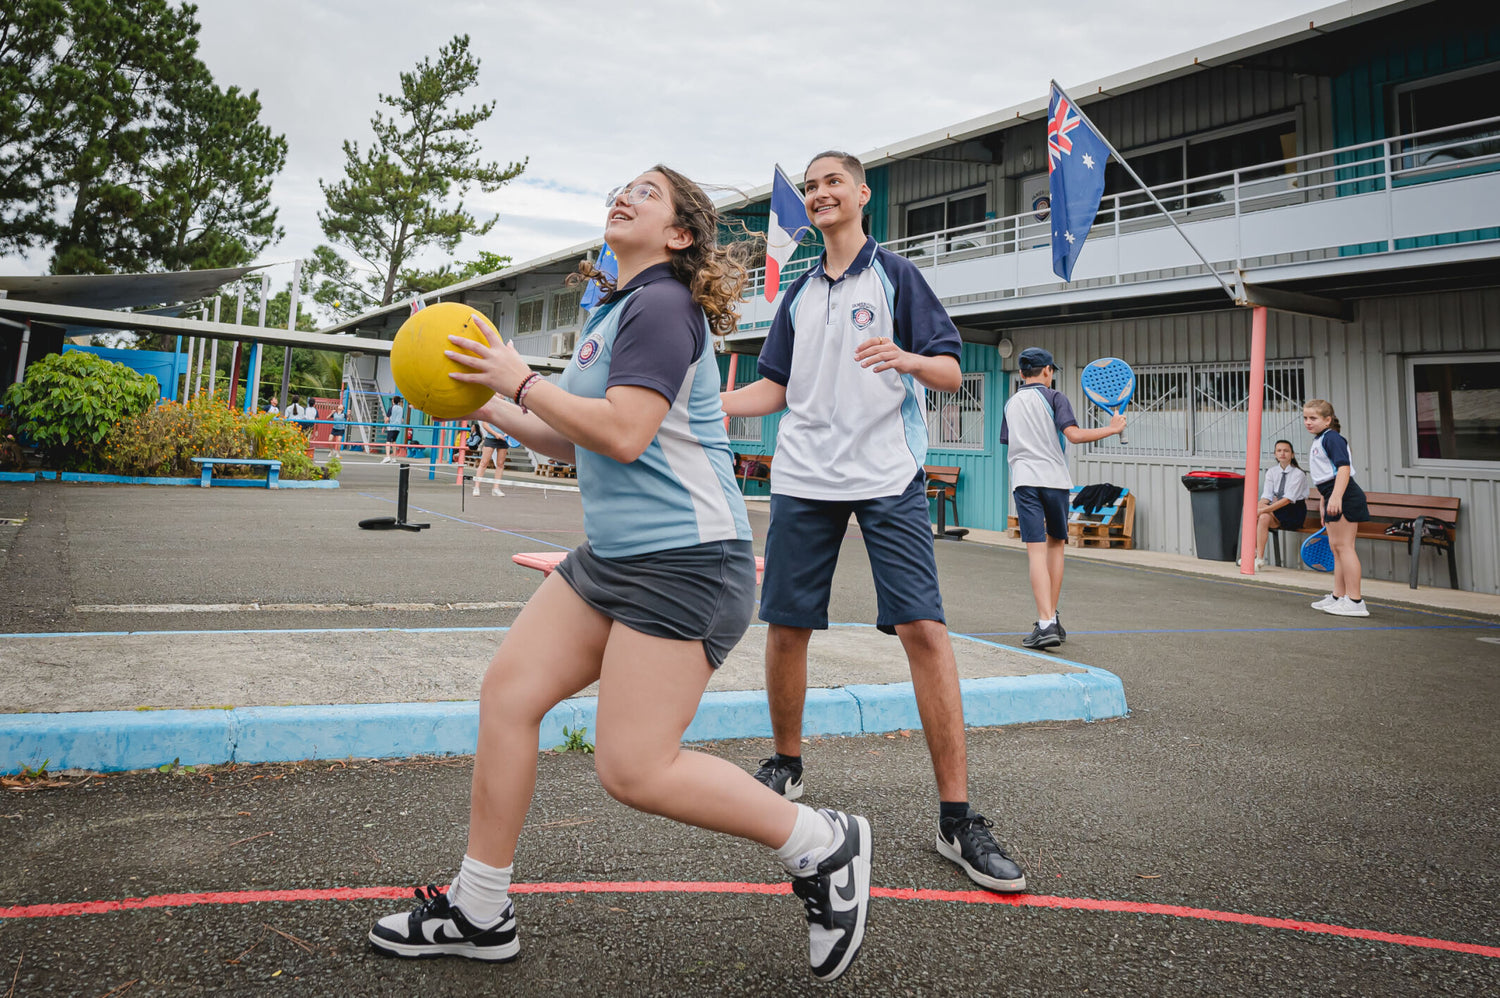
[
  {"xmin": 1021, "ymin": 621, "xmax": 1061, "ymax": 650},
  {"xmin": 1056, "ymin": 612, "xmax": 1066, "ymax": 643},
  {"xmin": 369, "ymin": 885, "xmax": 520, "ymax": 961},
  {"xmin": 754, "ymin": 754, "xmax": 804, "ymax": 800},
  {"xmin": 936, "ymin": 810, "xmax": 1027, "ymax": 892},
  {"xmin": 790, "ymin": 809, "xmax": 872, "ymax": 981}
]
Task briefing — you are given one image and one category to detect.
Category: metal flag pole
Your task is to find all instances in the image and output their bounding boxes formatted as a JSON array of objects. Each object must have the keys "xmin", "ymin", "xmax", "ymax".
[{"xmin": 1052, "ymin": 79, "xmax": 1239, "ymax": 303}]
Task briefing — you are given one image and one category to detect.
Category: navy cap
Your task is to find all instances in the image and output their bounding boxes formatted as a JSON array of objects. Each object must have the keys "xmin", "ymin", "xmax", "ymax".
[{"xmin": 1018, "ymin": 347, "xmax": 1055, "ymax": 370}]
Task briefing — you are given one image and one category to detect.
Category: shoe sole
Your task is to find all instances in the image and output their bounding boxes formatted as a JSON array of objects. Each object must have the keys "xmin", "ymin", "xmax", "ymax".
[
  {"xmin": 1021, "ymin": 636, "xmax": 1061, "ymax": 650},
  {"xmin": 1323, "ymin": 607, "xmax": 1370, "ymax": 617},
  {"xmin": 367, "ymin": 933, "xmax": 520, "ymax": 962},
  {"xmin": 935, "ymin": 834, "xmax": 1027, "ymax": 893},
  {"xmin": 814, "ymin": 814, "xmax": 872, "ymax": 982}
]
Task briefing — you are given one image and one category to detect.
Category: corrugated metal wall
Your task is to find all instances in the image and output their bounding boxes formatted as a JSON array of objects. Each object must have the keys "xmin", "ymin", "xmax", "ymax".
[
  {"xmin": 1011, "ymin": 287, "xmax": 1500, "ymax": 593},
  {"xmin": 926, "ymin": 341, "xmax": 1007, "ymax": 531}
]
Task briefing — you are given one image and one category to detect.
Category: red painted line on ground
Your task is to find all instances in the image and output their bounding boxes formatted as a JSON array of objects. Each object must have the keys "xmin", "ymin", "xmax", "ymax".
[{"xmin": 1, "ymin": 881, "xmax": 1495, "ymax": 959}]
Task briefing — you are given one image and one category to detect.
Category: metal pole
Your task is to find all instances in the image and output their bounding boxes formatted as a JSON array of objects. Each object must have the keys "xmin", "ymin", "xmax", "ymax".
[
  {"xmin": 280, "ymin": 259, "xmax": 301, "ymax": 411},
  {"xmin": 1052, "ymin": 80, "xmax": 1239, "ymax": 303},
  {"xmin": 184, "ymin": 334, "xmax": 196, "ymax": 401},
  {"xmin": 723, "ymin": 352, "xmax": 739, "ymax": 432},
  {"xmin": 208, "ymin": 299, "xmax": 220, "ymax": 399},
  {"xmin": 14, "ymin": 318, "xmax": 31, "ymax": 385},
  {"xmin": 1239, "ymin": 306, "xmax": 1269, "ymax": 575},
  {"xmin": 229, "ymin": 290, "xmax": 244, "ymax": 408},
  {"xmin": 250, "ymin": 273, "xmax": 270, "ymax": 411}
]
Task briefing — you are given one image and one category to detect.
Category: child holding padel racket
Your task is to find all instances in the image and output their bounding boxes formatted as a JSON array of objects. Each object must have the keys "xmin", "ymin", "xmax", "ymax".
[
  {"xmin": 1000, "ymin": 347, "xmax": 1125, "ymax": 649},
  {"xmin": 1303, "ymin": 399, "xmax": 1370, "ymax": 617}
]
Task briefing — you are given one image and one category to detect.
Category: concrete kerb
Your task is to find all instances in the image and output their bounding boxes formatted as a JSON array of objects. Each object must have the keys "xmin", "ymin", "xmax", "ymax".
[{"xmin": 0, "ymin": 654, "xmax": 1126, "ymax": 774}]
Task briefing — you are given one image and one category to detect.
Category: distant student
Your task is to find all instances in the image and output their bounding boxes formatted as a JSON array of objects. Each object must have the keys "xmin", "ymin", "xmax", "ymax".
[
  {"xmin": 473, "ymin": 420, "xmax": 517, "ymax": 496},
  {"xmin": 266, "ymin": 395, "xmax": 280, "ymax": 417},
  {"xmin": 284, "ymin": 397, "xmax": 304, "ymax": 422},
  {"xmin": 1304, "ymin": 399, "xmax": 1370, "ymax": 617},
  {"xmin": 1253, "ymin": 439, "xmax": 1309, "ymax": 569},
  {"xmin": 999, "ymin": 347, "xmax": 1124, "ymax": 649},
  {"xmin": 330, "ymin": 403, "xmax": 348, "ymax": 451},
  {"xmin": 382, "ymin": 396, "xmax": 406, "ymax": 463}
]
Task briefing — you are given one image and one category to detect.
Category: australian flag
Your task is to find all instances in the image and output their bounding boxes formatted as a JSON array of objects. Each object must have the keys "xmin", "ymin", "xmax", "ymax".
[
  {"xmin": 1048, "ymin": 83, "xmax": 1111, "ymax": 282},
  {"xmin": 580, "ymin": 242, "xmax": 618, "ymax": 311}
]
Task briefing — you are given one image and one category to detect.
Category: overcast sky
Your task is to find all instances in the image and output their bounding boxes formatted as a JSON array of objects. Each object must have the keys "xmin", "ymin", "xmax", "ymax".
[{"xmin": 5, "ymin": 0, "xmax": 1326, "ymax": 287}]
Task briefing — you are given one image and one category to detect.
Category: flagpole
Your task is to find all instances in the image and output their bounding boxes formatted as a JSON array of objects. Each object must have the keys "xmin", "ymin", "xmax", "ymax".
[{"xmin": 1051, "ymin": 80, "xmax": 1239, "ymax": 303}]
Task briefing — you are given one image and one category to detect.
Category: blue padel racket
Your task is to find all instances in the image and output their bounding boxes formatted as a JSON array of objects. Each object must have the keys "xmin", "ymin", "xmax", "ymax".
[
  {"xmin": 1080, "ymin": 357, "xmax": 1136, "ymax": 444},
  {"xmin": 1300, "ymin": 527, "xmax": 1334, "ymax": 572}
]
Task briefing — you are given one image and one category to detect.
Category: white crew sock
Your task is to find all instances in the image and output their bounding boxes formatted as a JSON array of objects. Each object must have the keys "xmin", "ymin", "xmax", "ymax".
[
  {"xmin": 775, "ymin": 804, "xmax": 836, "ymax": 877},
  {"xmin": 1040, "ymin": 616, "xmax": 1057, "ymax": 627},
  {"xmin": 446, "ymin": 854, "xmax": 513, "ymax": 926}
]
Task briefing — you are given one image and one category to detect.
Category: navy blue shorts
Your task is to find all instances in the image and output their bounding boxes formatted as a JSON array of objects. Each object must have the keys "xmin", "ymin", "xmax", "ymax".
[
  {"xmin": 1316, "ymin": 478, "xmax": 1370, "ymax": 523},
  {"xmin": 760, "ymin": 471, "xmax": 944, "ymax": 635},
  {"xmin": 1272, "ymin": 501, "xmax": 1308, "ymax": 529},
  {"xmin": 1013, "ymin": 485, "xmax": 1070, "ymax": 542}
]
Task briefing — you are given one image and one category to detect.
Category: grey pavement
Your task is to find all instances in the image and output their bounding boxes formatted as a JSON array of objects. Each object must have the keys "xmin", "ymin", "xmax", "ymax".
[{"xmin": 1, "ymin": 462, "xmax": 1499, "ymax": 995}]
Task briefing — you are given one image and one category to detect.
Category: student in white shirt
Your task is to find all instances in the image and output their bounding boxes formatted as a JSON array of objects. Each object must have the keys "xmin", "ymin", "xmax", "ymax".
[{"xmin": 1253, "ymin": 439, "xmax": 1310, "ymax": 568}]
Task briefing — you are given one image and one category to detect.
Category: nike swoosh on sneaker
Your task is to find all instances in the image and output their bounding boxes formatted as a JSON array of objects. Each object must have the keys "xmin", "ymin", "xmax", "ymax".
[
  {"xmin": 423, "ymin": 919, "xmax": 461, "ymax": 944},
  {"xmin": 831, "ymin": 865, "xmax": 859, "ymax": 906}
]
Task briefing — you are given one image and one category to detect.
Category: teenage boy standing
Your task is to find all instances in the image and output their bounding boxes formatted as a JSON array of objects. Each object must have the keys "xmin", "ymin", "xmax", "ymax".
[
  {"xmin": 723, "ymin": 151, "xmax": 1025, "ymax": 892},
  {"xmin": 999, "ymin": 347, "xmax": 1125, "ymax": 649}
]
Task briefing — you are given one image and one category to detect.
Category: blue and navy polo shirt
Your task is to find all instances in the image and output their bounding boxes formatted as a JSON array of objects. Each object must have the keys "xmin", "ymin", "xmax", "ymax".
[
  {"xmin": 758, "ymin": 237, "xmax": 964, "ymax": 500},
  {"xmin": 557, "ymin": 262, "xmax": 752, "ymax": 559},
  {"xmin": 1309, "ymin": 428, "xmax": 1356, "ymax": 486}
]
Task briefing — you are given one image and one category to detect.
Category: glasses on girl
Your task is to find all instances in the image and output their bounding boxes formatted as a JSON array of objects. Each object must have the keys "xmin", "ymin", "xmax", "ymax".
[{"xmin": 604, "ymin": 183, "xmax": 663, "ymax": 207}]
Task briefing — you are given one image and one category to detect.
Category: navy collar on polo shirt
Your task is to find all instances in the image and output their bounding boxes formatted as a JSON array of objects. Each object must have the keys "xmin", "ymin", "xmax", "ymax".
[
  {"xmin": 809, "ymin": 236, "xmax": 878, "ymax": 283},
  {"xmin": 601, "ymin": 261, "xmax": 677, "ymax": 303}
]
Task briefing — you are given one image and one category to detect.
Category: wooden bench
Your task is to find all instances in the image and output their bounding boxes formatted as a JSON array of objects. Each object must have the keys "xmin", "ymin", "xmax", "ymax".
[
  {"xmin": 1270, "ymin": 491, "xmax": 1461, "ymax": 588},
  {"xmin": 514, "ymin": 551, "xmax": 765, "ymax": 585},
  {"xmin": 923, "ymin": 465, "xmax": 968, "ymax": 541},
  {"xmin": 1005, "ymin": 485, "xmax": 1135, "ymax": 549},
  {"xmin": 191, "ymin": 457, "xmax": 281, "ymax": 489},
  {"xmin": 734, "ymin": 453, "xmax": 773, "ymax": 494}
]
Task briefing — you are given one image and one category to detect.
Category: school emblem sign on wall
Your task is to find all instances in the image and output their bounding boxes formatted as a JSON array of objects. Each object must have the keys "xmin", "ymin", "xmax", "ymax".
[{"xmin": 851, "ymin": 303, "xmax": 876, "ymax": 329}]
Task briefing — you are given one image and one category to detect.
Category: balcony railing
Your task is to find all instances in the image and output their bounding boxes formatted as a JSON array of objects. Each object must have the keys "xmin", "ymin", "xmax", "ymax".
[{"xmin": 734, "ymin": 116, "xmax": 1500, "ymax": 329}]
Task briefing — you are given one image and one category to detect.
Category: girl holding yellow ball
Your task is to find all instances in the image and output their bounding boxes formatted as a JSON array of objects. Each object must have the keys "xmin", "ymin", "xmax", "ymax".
[{"xmin": 368, "ymin": 166, "xmax": 873, "ymax": 983}]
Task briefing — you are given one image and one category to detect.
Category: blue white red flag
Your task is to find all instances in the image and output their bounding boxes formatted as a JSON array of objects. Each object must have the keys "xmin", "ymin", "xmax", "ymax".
[
  {"xmin": 1048, "ymin": 83, "xmax": 1111, "ymax": 282},
  {"xmin": 580, "ymin": 242, "xmax": 618, "ymax": 311},
  {"xmin": 409, "ymin": 296, "xmax": 426, "ymax": 315},
  {"xmin": 766, "ymin": 164, "xmax": 811, "ymax": 302}
]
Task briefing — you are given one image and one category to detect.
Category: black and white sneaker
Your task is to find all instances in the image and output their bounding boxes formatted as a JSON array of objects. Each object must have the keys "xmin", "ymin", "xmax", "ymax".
[
  {"xmin": 369, "ymin": 885, "xmax": 520, "ymax": 961},
  {"xmin": 754, "ymin": 754, "xmax": 804, "ymax": 800},
  {"xmin": 791, "ymin": 809, "xmax": 872, "ymax": 982},
  {"xmin": 1055, "ymin": 612, "xmax": 1066, "ymax": 643},
  {"xmin": 1021, "ymin": 621, "xmax": 1062, "ymax": 650},
  {"xmin": 936, "ymin": 810, "xmax": 1027, "ymax": 892}
]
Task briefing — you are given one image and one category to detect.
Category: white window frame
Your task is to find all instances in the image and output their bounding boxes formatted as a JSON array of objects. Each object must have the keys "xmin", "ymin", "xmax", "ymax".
[
  {"xmin": 925, "ymin": 371, "xmax": 986, "ymax": 451},
  {"xmin": 548, "ymin": 285, "xmax": 583, "ymax": 330},
  {"xmin": 904, "ymin": 186, "xmax": 987, "ymax": 246},
  {"xmin": 516, "ymin": 296, "xmax": 546, "ymax": 336},
  {"xmin": 1404, "ymin": 351, "xmax": 1500, "ymax": 471}
]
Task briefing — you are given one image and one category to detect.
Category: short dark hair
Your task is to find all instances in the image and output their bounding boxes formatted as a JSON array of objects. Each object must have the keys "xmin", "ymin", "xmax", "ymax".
[{"xmin": 804, "ymin": 150, "xmax": 865, "ymax": 186}]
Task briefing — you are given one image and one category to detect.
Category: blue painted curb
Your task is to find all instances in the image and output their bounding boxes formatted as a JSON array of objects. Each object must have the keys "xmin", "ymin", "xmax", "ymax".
[
  {"xmin": 0, "ymin": 472, "xmax": 36, "ymax": 482},
  {"xmin": 25, "ymin": 471, "xmax": 339, "ymax": 488},
  {"xmin": 0, "ymin": 665, "xmax": 1127, "ymax": 775}
]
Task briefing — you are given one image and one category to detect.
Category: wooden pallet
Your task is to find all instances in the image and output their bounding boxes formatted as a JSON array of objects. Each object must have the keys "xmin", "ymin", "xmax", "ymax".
[
  {"xmin": 1005, "ymin": 491, "xmax": 1136, "ymax": 549},
  {"xmin": 535, "ymin": 462, "xmax": 576, "ymax": 479}
]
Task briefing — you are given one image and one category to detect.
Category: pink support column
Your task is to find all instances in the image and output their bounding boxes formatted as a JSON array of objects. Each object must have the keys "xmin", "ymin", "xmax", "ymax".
[
  {"xmin": 723, "ymin": 351, "xmax": 739, "ymax": 432},
  {"xmin": 1239, "ymin": 305, "xmax": 1268, "ymax": 574}
]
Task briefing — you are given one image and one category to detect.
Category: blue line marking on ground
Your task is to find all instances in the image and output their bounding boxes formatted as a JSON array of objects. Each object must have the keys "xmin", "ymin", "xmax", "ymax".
[
  {"xmin": 358, "ymin": 493, "xmax": 573, "ymax": 550},
  {"xmin": 961, "ymin": 623, "xmax": 1500, "ymax": 638},
  {"xmin": 0, "ymin": 626, "xmax": 513, "ymax": 640}
]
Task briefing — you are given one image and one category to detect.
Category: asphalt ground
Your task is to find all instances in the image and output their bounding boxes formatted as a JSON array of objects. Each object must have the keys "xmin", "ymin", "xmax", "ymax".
[{"xmin": 2, "ymin": 461, "xmax": 1499, "ymax": 995}]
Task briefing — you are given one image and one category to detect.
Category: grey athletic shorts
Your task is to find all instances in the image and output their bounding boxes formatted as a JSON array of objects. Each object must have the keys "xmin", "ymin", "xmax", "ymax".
[{"xmin": 555, "ymin": 539, "xmax": 756, "ymax": 668}]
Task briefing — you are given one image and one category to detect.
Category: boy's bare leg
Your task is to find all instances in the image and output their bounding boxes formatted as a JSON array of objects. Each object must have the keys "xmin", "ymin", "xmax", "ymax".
[
  {"xmin": 896, "ymin": 618, "xmax": 967, "ymax": 802},
  {"xmin": 765, "ymin": 624, "xmax": 812, "ymax": 757},
  {"xmin": 1025, "ymin": 540, "xmax": 1055, "ymax": 620},
  {"xmin": 1047, "ymin": 536, "xmax": 1065, "ymax": 615}
]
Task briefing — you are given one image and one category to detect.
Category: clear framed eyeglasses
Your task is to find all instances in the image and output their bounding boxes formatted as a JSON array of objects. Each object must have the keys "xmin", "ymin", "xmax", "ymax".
[{"xmin": 604, "ymin": 183, "xmax": 663, "ymax": 207}]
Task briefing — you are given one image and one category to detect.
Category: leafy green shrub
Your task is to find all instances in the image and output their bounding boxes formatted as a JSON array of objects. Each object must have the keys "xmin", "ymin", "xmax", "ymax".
[
  {"xmin": 2, "ymin": 351, "xmax": 159, "ymax": 470},
  {"xmin": 0, "ymin": 412, "xmax": 27, "ymax": 471},
  {"xmin": 103, "ymin": 399, "xmax": 339, "ymax": 481}
]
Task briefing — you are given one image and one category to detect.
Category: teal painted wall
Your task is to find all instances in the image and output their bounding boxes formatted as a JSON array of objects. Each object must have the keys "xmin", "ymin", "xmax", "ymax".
[
  {"xmin": 1332, "ymin": 23, "xmax": 1500, "ymax": 253},
  {"xmin": 924, "ymin": 342, "xmax": 1008, "ymax": 533}
]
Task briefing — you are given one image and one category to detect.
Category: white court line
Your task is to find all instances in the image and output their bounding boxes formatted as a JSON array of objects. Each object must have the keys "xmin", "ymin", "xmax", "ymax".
[{"xmin": 74, "ymin": 601, "xmax": 527, "ymax": 613}]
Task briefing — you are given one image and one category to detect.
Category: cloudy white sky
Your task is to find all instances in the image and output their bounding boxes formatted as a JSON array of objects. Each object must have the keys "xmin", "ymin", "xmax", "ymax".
[{"xmin": 7, "ymin": 0, "xmax": 1327, "ymax": 287}]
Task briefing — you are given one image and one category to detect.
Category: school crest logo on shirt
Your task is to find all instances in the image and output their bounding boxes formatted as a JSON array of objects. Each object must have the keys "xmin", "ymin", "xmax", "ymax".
[
  {"xmin": 851, "ymin": 303, "xmax": 876, "ymax": 329},
  {"xmin": 575, "ymin": 333, "xmax": 604, "ymax": 369}
]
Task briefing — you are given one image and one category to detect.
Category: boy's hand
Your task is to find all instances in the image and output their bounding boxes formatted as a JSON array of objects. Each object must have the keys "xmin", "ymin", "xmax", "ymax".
[
  {"xmin": 855, "ymin": 336, "xmax": 919, "ymax": 374},
  {"xmin": 1109, "ymin": 414, "xmax": 1127, "ymax": 435}
]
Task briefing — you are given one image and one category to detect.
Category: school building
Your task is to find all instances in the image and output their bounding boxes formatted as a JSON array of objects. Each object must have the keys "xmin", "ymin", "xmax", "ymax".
[{"xmin": 322, "ymin": 0, "xmax": 1500, "ymax": 594}]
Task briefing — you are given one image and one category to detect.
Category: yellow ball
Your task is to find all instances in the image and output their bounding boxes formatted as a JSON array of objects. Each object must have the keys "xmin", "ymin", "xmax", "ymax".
[{"xmin": 389, "ymin": 302, "xmax": 497, "ymax": 420}]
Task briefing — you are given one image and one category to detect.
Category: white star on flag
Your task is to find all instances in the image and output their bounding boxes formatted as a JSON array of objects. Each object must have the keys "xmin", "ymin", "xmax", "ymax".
[
  {"xmin": 1064, "ymin": 231, "xmax": 1076, "ymax": 244},
  {"xmin": 1082, "ymin": 153, "xmax": 1096, "ymax": 169}
]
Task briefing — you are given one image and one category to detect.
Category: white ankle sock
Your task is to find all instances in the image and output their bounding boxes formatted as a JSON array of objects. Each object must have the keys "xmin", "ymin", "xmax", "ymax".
[
  {"xmin": 1040, "ymin": 616, "xmax": 1056, "ymax": 627},
  {"xmin": 775, "ymin": 804, "xmax": 836, "ymax": 877},
  {"xmin": 447, "ymin": 854, "xmax": 512, "ymax": 926}
]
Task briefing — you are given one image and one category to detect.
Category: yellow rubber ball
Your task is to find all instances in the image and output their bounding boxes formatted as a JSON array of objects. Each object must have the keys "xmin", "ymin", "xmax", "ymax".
[{"xmin": 389, "ymin": 302, "xmax": 497, "ymax": 420}]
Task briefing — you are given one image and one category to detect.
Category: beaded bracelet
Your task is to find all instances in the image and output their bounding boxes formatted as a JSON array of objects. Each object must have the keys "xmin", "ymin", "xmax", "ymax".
[{"xmin": 515, "ymin": 373, "xmax": 542, "ymax": 413}]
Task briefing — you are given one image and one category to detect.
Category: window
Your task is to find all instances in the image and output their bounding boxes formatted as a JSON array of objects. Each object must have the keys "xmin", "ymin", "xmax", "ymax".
[
  {"xmin": 1100, "ymin": 115, "xmax": 1299, "ymax": 219},
  {"xmin": 516, "ymin": 297, "xmax": 545, "ymax": 336},
  {"xmin": 905, "ymin": 189, "xmax": 987, "ymax": 249},
  {"xmin": 1394, "ymin": 63, "xmax": 1500, "ymax": 174},
  {"xmin": 1081, "ymin": 359, "xmax": 1308, "ymax": 458},
  {"xmin": 1407, "ymin": 354, "xmax": 1500, "ymax": 465},
  {"xmin": 549, "ymin": 285, "xmax": 583, "ymax": 329},
  {"xmin": 925, "ymin": 372, "xmax": 985, "ymax": 450}
]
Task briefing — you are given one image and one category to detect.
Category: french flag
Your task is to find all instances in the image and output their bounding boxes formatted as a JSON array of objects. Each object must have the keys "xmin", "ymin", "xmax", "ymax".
[{"xmin": 766, "ymin": 164, "xmax": 811, "ymax": 302}]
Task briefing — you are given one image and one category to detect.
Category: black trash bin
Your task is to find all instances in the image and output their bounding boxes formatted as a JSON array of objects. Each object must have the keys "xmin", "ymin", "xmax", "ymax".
[{"xmin": 1181, "ymin": 471, "xmax": 1245, "ymax": 561}]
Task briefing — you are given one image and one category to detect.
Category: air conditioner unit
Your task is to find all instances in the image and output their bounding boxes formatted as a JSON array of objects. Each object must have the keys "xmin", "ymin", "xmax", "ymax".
[
  {"xmin": 560, "ymin": 331, "xmax": 578, "ymax": 353},
  {"xmin": 549, "ymin": 332, "xmax": 569, "ymax": 356}
]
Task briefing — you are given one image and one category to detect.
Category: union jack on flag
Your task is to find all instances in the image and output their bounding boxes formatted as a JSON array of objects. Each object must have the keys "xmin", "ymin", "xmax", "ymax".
[{"xmin": 1047, "ymin": 83, "xmax": 1111, "ymax": 281}]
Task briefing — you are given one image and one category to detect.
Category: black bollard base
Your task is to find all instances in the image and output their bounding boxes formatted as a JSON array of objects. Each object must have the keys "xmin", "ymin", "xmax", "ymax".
[{"xmin": 359, "ymin": 463, "xmax": 430, "ymax": 531}]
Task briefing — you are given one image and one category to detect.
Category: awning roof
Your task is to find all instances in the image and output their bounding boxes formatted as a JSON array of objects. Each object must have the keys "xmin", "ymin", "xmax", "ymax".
[{"xmin": 0, "ymin": 263, "xmax": 270, "ymax": 310}]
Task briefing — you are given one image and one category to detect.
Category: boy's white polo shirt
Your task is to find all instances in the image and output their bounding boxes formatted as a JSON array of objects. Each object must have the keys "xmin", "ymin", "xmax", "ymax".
[{"xmin": 757, "ymin": 238, "xmax": 963, "ymax": 501}]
